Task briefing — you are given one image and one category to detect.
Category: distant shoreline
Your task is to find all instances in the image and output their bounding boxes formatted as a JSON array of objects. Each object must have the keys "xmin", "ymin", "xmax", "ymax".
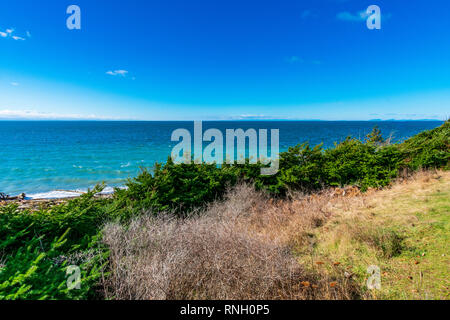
[{"xmin": 0, "ymin": 119, "xmax": 445, "ymax": 122}]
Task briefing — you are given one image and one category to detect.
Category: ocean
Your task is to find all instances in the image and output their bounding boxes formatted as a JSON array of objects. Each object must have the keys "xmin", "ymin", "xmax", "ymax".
[{"xmin": 0, "ymin": 120, "xmax": 443, "ymax": 198}]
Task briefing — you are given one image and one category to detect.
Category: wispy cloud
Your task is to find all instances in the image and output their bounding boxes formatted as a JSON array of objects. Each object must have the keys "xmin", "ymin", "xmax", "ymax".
[
  {"xmin": 336, "ymin": 11, "xmax": 368, "ymax": 22},
  {"xmin": 369, "ymin": 113, "xmax": 441, "ymax": 120},
  {"xmin": 226, "ymin": 114, "xmax": 312, "ymax": 121},
  {"xmin": 0, "ymin": 109, "xmax": 124, "ymax": 120},
  {"xmin": 106, "ymin": 70, "xmax": 129, "ymax": 77},
  {"xmin": 0, "ymin": 28, "xmax": 28, "ymax": 41},
  {"xmin": 10, "ymin": 82, "xmax": 19, "ymax": 86},
  {"xmin": 229, "ymin": 114, "xmax": 277, "ymax": 120},
  {"xmin": 337, "ymin": 10, "xmax": 391, "ymax": 22}
]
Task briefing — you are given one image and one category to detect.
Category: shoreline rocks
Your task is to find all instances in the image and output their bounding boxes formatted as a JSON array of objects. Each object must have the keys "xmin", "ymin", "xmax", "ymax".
[
  {"xmin": 0, "ymin": 193, "xmax": 26, "ymax": 201},
  {"xmin": 0, "ymin": 191, "xmax": 112, "ymax": 211}
]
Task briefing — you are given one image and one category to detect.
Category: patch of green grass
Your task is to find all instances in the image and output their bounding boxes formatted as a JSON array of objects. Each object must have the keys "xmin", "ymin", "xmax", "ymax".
[
  {"xmin": 387, "ymin": 189, "xmax": 450, "ymax": 300},
  {"xmin": 305, "ymin": 173, "xmax": 449, "ymax": 300}
]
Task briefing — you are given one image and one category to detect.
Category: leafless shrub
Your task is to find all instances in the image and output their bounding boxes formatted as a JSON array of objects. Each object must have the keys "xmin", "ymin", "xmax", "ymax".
[{"xmin": 102, "ymin": 184, "xmax": 359, "ymax": 300}]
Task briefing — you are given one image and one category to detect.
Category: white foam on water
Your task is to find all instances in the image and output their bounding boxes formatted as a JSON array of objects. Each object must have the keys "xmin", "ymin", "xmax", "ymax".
[
  {"xmin": 25, "ymin": 186, "xmax": 128, "ymax": 200},
  {"xmin": 97, "ymin": 186, "xmax": 116, "ymax": 195},
  {"xmin": 26, "ymin": 190, "xmax": 84, "ymax": 200}
]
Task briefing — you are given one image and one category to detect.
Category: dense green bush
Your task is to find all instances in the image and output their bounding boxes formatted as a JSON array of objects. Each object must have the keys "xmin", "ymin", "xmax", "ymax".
[
  {"xmin": 0, "ymin": 187, "xmax": 111, "ymax": 300},
  {"xmin": 323, "ymin": 138, "xmax": 403, "ymax": 191},
  {"xmin": 113, "ymin": 158, "xmax": 240, "ymax": 216},
  {"xmin": 272, "ymin": 143, "xmax": 327, "ymax": 193},
  {"xmin": 400, "ymin": 120, "xmax": 449, "ymax": 170},
  {"xmin": 0, "ymin": 230, "xmax": 105, "ymax": 300},
  {"xmin": 112, "ymin": 121, "xmax": 449, "ymax": 213},
  {"xmin": 0, "ymin": 186, "xmax": 113, "ymax": 251}
]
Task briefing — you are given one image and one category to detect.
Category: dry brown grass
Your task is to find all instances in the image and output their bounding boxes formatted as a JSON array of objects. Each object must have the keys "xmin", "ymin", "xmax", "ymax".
[
  {"xmin": 317, "ymin": 170, "xmax": 448, "ymax": 246},
  {"xmin": 102, "ymin": 170, "xmax": 448, "ymax": 300},
  {"xmin": 102, "ymin": 184, "xmax": 358, "ymax": 300}
]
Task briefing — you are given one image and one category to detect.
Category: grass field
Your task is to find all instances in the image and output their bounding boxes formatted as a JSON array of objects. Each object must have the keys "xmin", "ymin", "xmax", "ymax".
[{"xmin": 304, "ymin": 171, "xmax": 449, "ymax": 299}]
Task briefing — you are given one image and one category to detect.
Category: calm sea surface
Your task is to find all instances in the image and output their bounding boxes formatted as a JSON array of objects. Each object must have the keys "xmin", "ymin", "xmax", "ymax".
[{"xmin": 0, "ymin": 121, "xmax": 443, "ymax": 196}]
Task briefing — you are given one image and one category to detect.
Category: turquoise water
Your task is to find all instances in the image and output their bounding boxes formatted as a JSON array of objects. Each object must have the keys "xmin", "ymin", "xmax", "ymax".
[{"xmin": 0, "ymin": 121, "xmax": 443, "ymax": 196}]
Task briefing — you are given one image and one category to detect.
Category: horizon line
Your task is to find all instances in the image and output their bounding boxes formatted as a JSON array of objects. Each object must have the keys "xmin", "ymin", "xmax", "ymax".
[{"xmin": 0, "ymin": 119, "xmax": 446, "ymax": 122}]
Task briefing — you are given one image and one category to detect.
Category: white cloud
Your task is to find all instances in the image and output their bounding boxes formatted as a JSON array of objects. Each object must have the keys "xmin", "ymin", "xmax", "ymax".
[
  {"xmin": 336, "ymin": 11, "xmax": 368, "ymax": 22},
  {"xmin": 10, "ymin": 82, "xmax": 19, "ymax": 86},
  {"xmin": 337, "ymin": 10, "xmax": 391, "ymax": 22},
  {"xmin": 0, "ymin": 28, "xmax": 28, "ymax": 41},
  {"xmin": 106, "ymin": 70, "xmax": 129, "ymax": 76},
  {"xmin": 0, "ymin": 109, "xmax": 122, "ymax": 120},
  {"xmin": 230, "ymin": 114, "xmax": 278, "ymax": 120}
]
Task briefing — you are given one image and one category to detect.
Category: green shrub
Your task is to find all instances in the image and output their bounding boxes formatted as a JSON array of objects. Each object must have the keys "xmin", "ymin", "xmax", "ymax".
[
  {"xmin": 113, "ymin": 158, "xmax": 240, "ymax": 216},
  {"xmin": 0, "ymin": 230, "xmax": 106, "ymax": 300},
  {"xmin": 400, "ymin": 120, "xmax": 449, "ymax": 170},
  {"xmin": 0, "ymin": 187, "xmax": 112, "ymax": 300},
  {"xmin": 113, "ymin": 122, "xmax": 448, "ymax": 214},
  {"xmin": 323, "ymin": 138, "xmax": 402, "ymax": 190}
]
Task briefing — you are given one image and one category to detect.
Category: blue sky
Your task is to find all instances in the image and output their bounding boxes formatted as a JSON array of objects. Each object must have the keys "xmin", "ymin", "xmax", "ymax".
[{"xmin": 0, "ymin": 0, "xmax": 449, "ymax": 120}]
